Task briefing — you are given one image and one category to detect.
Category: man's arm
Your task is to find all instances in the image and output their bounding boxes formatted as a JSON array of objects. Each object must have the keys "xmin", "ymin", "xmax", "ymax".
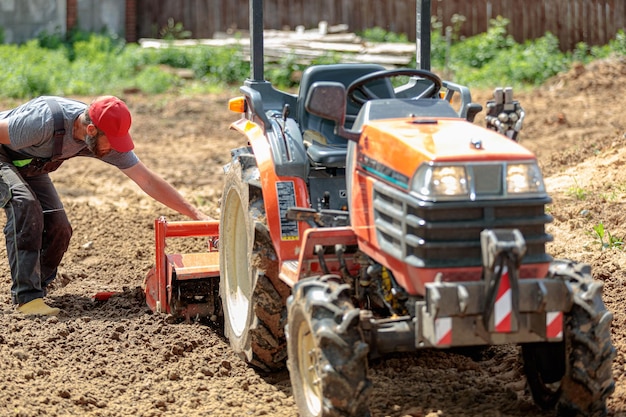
[
  {"xmin": 121, "ymin": 161, "xmax": 211, "ymax": 220},
  {"xmin": 0, "ymin": 120, "xmax": 11, "ymax": 145}
]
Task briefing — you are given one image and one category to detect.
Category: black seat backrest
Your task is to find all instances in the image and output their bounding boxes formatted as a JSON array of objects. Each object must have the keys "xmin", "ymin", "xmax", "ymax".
[{"xmin": 297, "ymin": 64, "xmax": 393, "ymax": 145}]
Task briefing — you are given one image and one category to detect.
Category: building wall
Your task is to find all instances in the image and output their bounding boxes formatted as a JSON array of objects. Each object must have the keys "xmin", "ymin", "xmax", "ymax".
[
  {"xmin": 76, "ymin": 0, "xmax": 126, "ymax": 37},
  {"xmin": 0, "ymin": 0, "xmax": 66, "ymax": 43},
  {"xmin": 0, "ymin": 0, "xmax": 126, "ymax": 44}
]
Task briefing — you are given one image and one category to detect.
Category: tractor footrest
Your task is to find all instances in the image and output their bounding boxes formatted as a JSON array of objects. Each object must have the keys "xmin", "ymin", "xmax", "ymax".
[{"xmin": 167, "ymin": 252, "xmax": 220, "ymax": 280}]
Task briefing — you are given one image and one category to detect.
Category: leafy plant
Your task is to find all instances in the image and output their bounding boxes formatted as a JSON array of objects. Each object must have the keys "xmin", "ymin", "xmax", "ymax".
[
  {"xmin": 566, "ymin": 177, "xmax": 587, "ymax": 201},
  {"xmin": 200, "ymin": 45, "xmax": 249, "ymax": 84},
  {"xmin": 0, "ymin": 40, "xmax": 68, "ymax": 97},
  {"xmin": 264, "ymin": 51, "xmax": 343, "ymax": 89},
  {"xmin": 609, "ymin": 30, "xmax": 626, "ymax": 55},
  {"xmin": 133, "ymin": 66, "xmax": 179, "ymax": 93},
  {"xmin": 359, "ymin": 27, "xmax": 408, "ymax": 43},
  {"xmin": 449, "ymin": 16, "xmax": 515, "ymax": 69},
  {"xmin": 160, "ymin": 18, "xmax": 192, "ymax": 40},
  {"xmin": 600, "ymin": 190, "xmax": 618, "ymax": 202},
  {"xmin": 590, "ymin": 222, "xmax": 624, "ymax": 250}
]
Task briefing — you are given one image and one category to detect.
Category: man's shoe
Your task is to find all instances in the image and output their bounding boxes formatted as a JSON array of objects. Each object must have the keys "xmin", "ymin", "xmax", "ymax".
[{"xmin": 17, "ymin": 298, "xmax": 60, "ymax": 316}]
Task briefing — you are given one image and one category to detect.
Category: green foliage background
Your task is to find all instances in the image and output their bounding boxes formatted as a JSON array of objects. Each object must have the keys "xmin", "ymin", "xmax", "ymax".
[{"xmin": 0, "ymin": 18, "xmax": 625, "ymax": 99}]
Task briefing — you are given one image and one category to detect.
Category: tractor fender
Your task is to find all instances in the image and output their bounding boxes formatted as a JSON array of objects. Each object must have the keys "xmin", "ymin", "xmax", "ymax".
[{"xmin": 229, "ymin": 118, "xmax": 311, "ymax": 261}]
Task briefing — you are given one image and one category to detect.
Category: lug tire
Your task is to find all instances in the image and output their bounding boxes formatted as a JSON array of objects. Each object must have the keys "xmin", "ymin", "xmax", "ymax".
[
  {"xmin": 287, "ymin": 275, "xmax": 371, "ymax": 417},
  {"xmin": 522, "ymin": 259, "xmax": 615, "ymax": 417},
  {"xmin": 220, "ymin": 154, "xmax": 289, "ymax": 371}
]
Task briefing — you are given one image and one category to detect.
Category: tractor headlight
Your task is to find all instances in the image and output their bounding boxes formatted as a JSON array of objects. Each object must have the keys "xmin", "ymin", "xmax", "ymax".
[
  {"xmin": 411, "ymin": 161, "xmax": 546, "ymax": 201},
  {"xmin": 412, "ymin": 164, "xmax": 469, "ymax": 198},
  {"xmin": 506, "ymin": 162, "xmax": 545, "ymax": 194}
]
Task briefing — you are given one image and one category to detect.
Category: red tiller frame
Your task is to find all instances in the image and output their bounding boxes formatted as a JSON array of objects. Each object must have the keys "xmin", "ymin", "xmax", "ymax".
[{"xmin": 148, "ymin": 216, "xmax": 220, "ymax": 314}]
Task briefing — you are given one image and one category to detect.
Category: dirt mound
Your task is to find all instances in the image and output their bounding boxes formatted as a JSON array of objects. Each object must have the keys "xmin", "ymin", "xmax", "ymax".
[
  {"xmin": 547, "ymin": 56, "xmax": 626, "ymax": 92},
  {"xmin": 1, "ymin": 58, "xmax": 626, "ymax": 416}
]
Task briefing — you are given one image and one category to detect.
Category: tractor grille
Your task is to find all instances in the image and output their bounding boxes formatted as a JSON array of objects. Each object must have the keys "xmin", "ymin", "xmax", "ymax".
[{"xmin": 372, "ymin": 182, "xmax": 553, "ymax": 268}]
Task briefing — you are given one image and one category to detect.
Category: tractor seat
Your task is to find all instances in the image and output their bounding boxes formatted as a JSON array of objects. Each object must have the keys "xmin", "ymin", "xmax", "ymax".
[
  {"xmin": 303, "ymin": 130, "xmax": 348, "ymax": 167},
  {"xmin": 297, "ymin": 64, "xmax": 394, "ymax": 167}
]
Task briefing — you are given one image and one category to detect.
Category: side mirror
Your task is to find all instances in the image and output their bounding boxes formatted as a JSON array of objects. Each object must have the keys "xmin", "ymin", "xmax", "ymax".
[{"xmin": 304, "ymin": 81, "xmax": 359, "ymax": 141}]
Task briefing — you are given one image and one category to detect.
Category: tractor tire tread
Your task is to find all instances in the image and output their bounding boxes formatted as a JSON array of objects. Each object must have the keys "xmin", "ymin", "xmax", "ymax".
[
  {"xmin": 288, "ymin": 277, "xmax": 372, "ymax": 417},
  {"xmin": 551, "ymin": 260, "xmax": 615, "ymax": 417}
]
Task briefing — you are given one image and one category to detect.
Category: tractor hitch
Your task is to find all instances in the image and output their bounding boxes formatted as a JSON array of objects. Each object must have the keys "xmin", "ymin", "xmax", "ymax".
[
  {"xmin": 480, "ymin": 229, "xmax": 526, "ymax": 333},
  {"xmin": 359, "ymin": 229, "xmax": 573, "ymax": 356}
]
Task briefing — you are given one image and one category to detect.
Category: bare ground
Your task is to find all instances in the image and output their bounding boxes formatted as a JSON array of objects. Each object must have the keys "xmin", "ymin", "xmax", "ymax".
[{"xmin": 1, "ymin": 57, "xmax": 626, "ymax": 417}]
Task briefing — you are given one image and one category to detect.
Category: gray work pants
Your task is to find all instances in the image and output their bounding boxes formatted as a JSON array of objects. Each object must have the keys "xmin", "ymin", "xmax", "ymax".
[{"xmin": 0, "ymin": 161, "xmax": 72, "ymax": 305}]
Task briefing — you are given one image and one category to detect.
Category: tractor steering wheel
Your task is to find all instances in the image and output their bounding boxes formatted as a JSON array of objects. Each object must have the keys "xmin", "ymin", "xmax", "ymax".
[{"xmin": 347, "ymin": 68, "xmax": 443, "ymax": 105}]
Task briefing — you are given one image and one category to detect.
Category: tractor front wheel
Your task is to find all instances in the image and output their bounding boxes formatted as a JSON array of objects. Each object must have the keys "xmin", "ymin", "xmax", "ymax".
[
  {"xmin": 522, "ymin": 259, "xmax": 615, "ymax": 416},
  {"xmin": 287, "ymin": 275, "xmax": 371, "ymax": 417}
]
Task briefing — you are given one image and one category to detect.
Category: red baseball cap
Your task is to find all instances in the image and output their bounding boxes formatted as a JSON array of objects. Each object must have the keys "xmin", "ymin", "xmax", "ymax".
[{"xmin": 88, "ymin": 96, "xmax": 134, "ymax": 152}]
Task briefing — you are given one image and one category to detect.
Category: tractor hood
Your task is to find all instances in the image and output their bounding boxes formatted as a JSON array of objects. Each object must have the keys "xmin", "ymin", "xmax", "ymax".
[
  {"xmin": 360, "ymin": 117, "xmax": 535, "ymax": 165},
  {"xmin": 356, "ymin": 117, "xmax": 545, "ymax": 200}
]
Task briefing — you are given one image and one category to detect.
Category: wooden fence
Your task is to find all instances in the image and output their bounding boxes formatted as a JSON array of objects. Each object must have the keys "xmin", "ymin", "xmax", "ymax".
[{"xmin": 134, "ymin": 0, "xmax": 625, "ymax": 50}]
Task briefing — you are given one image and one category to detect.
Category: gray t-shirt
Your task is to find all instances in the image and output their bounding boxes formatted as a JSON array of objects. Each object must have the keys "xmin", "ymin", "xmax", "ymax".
[{"xmin": 0, "ymin": 96, "xmax": 139, "ymax": 170}]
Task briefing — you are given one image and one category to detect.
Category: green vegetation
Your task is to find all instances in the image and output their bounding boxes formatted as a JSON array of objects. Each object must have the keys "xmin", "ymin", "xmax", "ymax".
[
  {"xmin": 589, "ymin": 222, "xmax": 624, "ymax": 251},
  {"xmin": 159, "ymin": 18, "xmax": 192, "ymax": 40},
  {"xmin": 431, "ymin": 16, "xmax": 626, "ymax": 87},
  {"xmin": 566, "ymin": 177, "xmax": 588, "ymax": 201},
  {"xmin": 0, "ymin": 18, "xmax": 625, "ymax": 98},
  {"xmin": 358, "ymin": 27, "xmax": 409, "ymax": 43},
  {"xmin": 0, "ymin": 28, "xmax": 249, "ymax": 98}
]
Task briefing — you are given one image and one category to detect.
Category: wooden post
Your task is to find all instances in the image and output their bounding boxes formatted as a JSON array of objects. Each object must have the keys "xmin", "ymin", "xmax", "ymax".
[{"xmin": 125, "ymin": 0, "xmax": 137, "ymax": 43}]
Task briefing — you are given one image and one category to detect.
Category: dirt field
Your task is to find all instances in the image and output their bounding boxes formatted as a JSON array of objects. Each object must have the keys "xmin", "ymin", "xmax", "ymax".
[{"xmin": 1, "ymin": 57, "xmax": 626, "ymax": 417}]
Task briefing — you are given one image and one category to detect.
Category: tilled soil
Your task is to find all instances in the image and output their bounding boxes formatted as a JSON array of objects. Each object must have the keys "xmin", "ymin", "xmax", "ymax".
[{"xmin": 1, "ymin": 57, "xmax": 626, "ymax": 417}]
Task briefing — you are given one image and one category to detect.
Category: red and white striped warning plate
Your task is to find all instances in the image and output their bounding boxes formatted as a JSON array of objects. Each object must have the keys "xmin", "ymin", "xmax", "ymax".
[{"xmin": 494, "ymin": 266, "xmax": 513, "ymax": 332}]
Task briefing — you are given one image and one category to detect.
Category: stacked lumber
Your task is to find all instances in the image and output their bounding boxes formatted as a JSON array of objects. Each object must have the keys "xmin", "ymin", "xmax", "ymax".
[{"xmin": 139, "ymin": 22, "xmax": 416, "ymax": 68}]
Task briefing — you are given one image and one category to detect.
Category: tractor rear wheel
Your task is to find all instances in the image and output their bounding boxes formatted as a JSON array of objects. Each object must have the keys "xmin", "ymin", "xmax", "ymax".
[
  {"xmin": 220, "ymin": 154, "xmax": 289, "ymax": 371},
  {"xmin": 287, "ymin": 275, "xmax": 371, "ymax": 417},
  {"xmin": 522, "ymin": 259, "xmax": 615, "ymax": 416}
]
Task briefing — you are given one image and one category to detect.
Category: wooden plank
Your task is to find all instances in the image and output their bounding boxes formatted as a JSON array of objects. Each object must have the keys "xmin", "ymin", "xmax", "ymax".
[
  {"xmin": 470, "ymin": 0, "xmax": 481, "ymax": 36},
  {"xmin": 605, "ymin": 0, "xmax": 614, "ymax": 43},
  {"xmin": 533, "ymin": 0, "xmax": 545, "ymax": 39},
  {"xmin": 138, "ymin": 28, "xmax": 415, "ymax": 68},
  {"xmin": 573, "ymin": 0, "xmax": 581, "ymax": 46},
  {"xmin": 584, "ymin": 0, "xmax": 592, "ymax": 45},
  {"xmin": 544, "ymin": 0, "xmax": 561, "ymax": 46},
  {"xmin": 519, "ymin": 0, "xmax": 529, "ymax": 42},
  {"xmin": 320, "ymin": 0, "xmax": 335, "ymax": 26},
  {"xmin": 593, "ymin": 0, "xmax": 601, "ymax": 45},
  {"xmin": 202, "ymin": 0, "xmax": 215, "ymax": 38},
  {"xmin": 531, "ymin": 0, "xmax": 540, "ymax": 39},
  {"xmin": 561, "ymin": 0, "xmax": 571, "ymax": 51},
  {"xmin": 610, "ymin": 0, "xmax": 619, "ymax": 42},
  {"xmin": 582, "ymin": 0, "xmax": 589, "ymax": 46},
  {"xmin": 596, "ymin": 0, "xmax": 604, "ymax": 45},
  {"xmin": 603, "ymin": 0, "xmax": 610, "ymax": 44},
  {"xmin": 502, "ymin": 0, "xmax": 520, "ymax": 41},
  {"xmin": 448, "ymin": 0, "xmax": 468, "ymax": 38},
  {"xmin": 231, "ymin": 0, "xmax": 240, "ymax": 31}
]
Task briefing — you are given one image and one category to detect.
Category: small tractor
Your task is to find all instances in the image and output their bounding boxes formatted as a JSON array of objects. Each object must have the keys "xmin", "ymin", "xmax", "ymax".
[{"xmin": 143, "ymin": 0, "xmax": 616, "ymax": 415}]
